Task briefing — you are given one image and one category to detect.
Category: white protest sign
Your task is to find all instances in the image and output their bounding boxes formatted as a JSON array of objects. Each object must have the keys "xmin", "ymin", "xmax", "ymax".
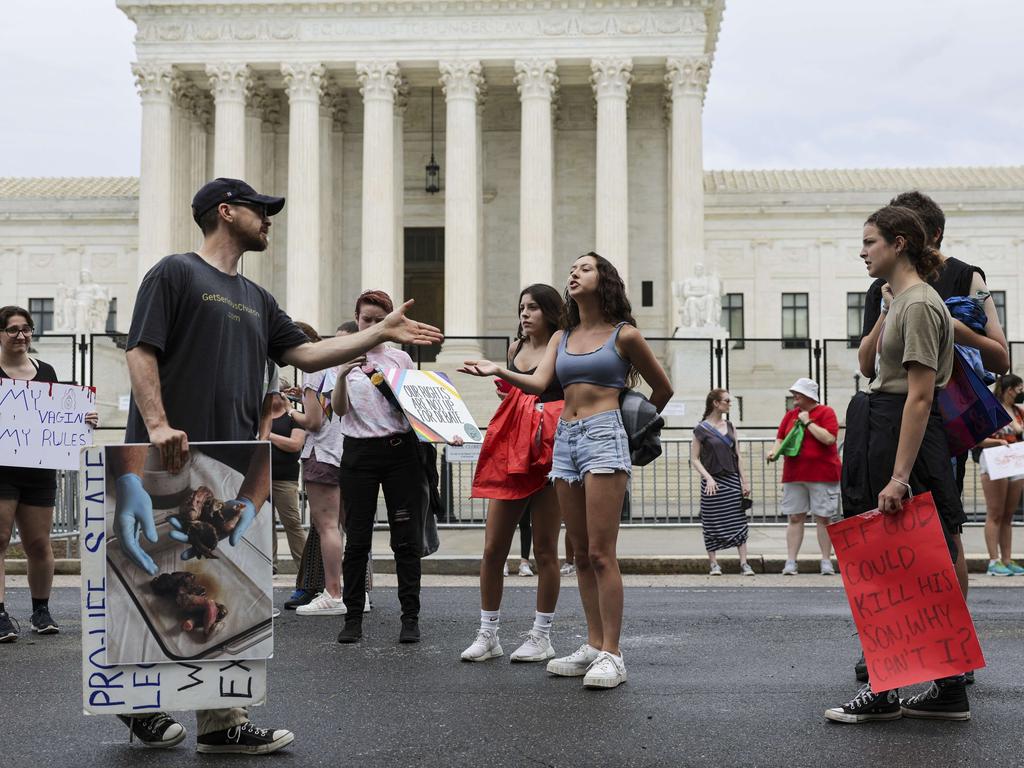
[
  {"xmin": 80, "ymin": 446, "xmax": 268, "ymax": 716},
  {"xmin": 446, "ymin": 443, "xmax": 483, "ymax": 463},
  {"xmin": 981, "ymin": 442, "xmax": 1024, "ymax": 481},
  {"xmin": 662, "ymin": 400, "xmax": 687, "ymax": 417},
  {"xmin": 0, "ymin": 379, "xmax": 95, "ymax": 470},
  {"xmin": 376, "ymin": 369, "xmax": 483, "ymax": 444}
]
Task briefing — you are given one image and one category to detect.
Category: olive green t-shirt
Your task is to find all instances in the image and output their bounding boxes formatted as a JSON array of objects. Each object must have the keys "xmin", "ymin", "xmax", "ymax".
[{"xmin": 870, "ymin": 282, "xmax": 953, "ymax": 394}]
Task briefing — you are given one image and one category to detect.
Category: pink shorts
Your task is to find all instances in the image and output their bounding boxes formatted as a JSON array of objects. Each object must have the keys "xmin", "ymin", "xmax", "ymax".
[{"xmin": 302, "ymin": 449, "xmax": 341, "ymax": 486}]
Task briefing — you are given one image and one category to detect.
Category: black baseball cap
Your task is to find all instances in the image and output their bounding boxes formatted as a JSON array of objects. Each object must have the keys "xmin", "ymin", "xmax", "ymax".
[{"xmin": 191, "ymin": 178, "xmax": 286, "ymax": 223}]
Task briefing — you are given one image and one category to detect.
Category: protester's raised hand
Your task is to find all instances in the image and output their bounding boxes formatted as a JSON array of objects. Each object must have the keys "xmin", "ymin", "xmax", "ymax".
[
  {"xmin": 459, "ymin": 360, "xmax": 499, "ymax": 377},
  {"xmin": 114, "ymin": 473, "xmax": 158, "ymax": 575},
  {"xmin": 149, "ymin": 423, "xmax": 190, "ymax": 474},
  {"xmin": 381, "ymin": 299, "xmax": 444, "ymax": 346}
]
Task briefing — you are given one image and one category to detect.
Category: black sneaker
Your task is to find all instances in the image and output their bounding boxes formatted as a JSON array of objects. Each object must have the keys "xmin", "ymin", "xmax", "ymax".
[
  {"xmin": 824, "ymin": 684, "xmax": 902, "ymax": 723},
  {"xmin": 117, "ymin": 713, "xmax": 187, "ymax": 748},
  {"xmin": 901, "ymin": 677, "xmax": 971, "ymax": 721},
  {"xmin": 284, "ymin": 589, "xmax": 315, "ymax": 610},
  {"xmin": 854, "ymin": 653, "xmax": 868, "ymax": 683},
  {"xmin": 30, "ymin": 606, "xmax": 59, "ymax": 635},
  {"xmin": 196, "ymin": 722, "xmax": 295, "ymax": 754},
  {"xmin": 337, "ymin": 618, "xmax": 363, "ymax": 644},
  {"xmin": 399, "ymin": 617, "xmax": 420, "ymax": 644},
  {"xmin": 0, "ymin": 611, "xmax": 19, "ymax": 643}
]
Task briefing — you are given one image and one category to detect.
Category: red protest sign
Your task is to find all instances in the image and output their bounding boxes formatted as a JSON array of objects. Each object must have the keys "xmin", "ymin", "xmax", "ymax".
[{"xmin": 828, "ymin": 492, "xmax": 985, "ymax": 692}]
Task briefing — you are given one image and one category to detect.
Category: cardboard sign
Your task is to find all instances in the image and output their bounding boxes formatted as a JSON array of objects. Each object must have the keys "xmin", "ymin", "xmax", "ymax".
[
  {"xmin": 829, "ymin": 493, "xmax": 985, "ymax": 692},
  {"xmin": 980, "ymin": 442, "xmax": 1024, "ymax": 481},
  {"xmin": 80, "ymin": 445, "xmax": 269, "ymax": 715},
  {"xmin": 375, "ymin": 369, "xmax": 483, "ymax": 444},
  {"xmin": 0, "ymin": 378, "xmax": 95, "ymax": 470}
]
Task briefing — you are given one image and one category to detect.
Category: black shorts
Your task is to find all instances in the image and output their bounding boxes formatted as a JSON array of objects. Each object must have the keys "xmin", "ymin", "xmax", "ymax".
[{"xmin": 0, "ymin": 467, "xmax": 58, "ymax": 508}]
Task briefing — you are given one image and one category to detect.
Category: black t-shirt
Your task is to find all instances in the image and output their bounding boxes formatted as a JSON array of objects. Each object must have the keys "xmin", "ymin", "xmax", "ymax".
[
  {"xmin": 0, "ymin": 358, "xmax": 60, "ymax": 487},
  {"xmin": 125, "ymin": 253, "xmax": 309, "ymax": 443},
  {"xmin": 269, "ymin": 413, "xmax": 301, "ymax": 482},
  {"xmin": 860, "ymin": 257, "xmax": 986, "ymax": 339}
]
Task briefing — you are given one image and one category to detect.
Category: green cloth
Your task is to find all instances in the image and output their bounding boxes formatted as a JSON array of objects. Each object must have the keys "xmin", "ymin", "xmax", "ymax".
[{"xmin": 777, "ymin": 421, "xmax": 805, "ymax": 457}]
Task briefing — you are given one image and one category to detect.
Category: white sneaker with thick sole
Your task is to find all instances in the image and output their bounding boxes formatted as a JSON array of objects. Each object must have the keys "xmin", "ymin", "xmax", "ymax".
[
  {"xmin": 740, "ymin": 562, "xmax": 755, "ymax": 576},
  {"xmin": 546, "ymin": 643, "xmax": 600, "ymax": 676},
  {"xmin": 295, "ymin": 591, "xmax": 347, "ymax": 616},
  {"xmin": 364, "ymin": 592, "xmax": 373, "ymax": 613},
  {"xmin": 461, "ymin": 629, "xmax": 503, "ymax": 661},
  {"xmin": 518, "ymin": 561, "xmax": 534, "ymax": 577},
  {"xmin": 781, "ymin": 561, "xmax": 799, "ymax": 576},
  {"xmin": 709, "ymin": 562, "xmax": 722, "ymax": 576},
  {"xmin": 583, "ymin": 651, "xmax": 627, "ymax": 689},
  {"xmin": 560, "ymin": 562, "xmax": 576, "ymax": 576},
  {"xmin": 510, "ymin": 630, "xmax": 555, "ymax": 662},
  {"xmin": 820, "ymin": 560, "xmax": 836, "ymax": 575}
]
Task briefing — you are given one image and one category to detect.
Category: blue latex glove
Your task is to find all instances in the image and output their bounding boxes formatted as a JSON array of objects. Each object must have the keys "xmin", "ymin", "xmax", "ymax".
[
  {"xmin": 169, "ymin": 497, "xmax": 256, "ymax": 560},
  {"xmin": 114, "ymin": 473, "xmax": 158, "ymax": 575}
]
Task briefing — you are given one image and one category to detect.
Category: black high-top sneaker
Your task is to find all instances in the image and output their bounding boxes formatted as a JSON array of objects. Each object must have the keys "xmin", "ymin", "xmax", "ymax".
[
  {"xmin": 901, "ymin": 676, "xmax": 971, "ymax": 721},
  {"xmin": 825, "ymin": 684, "xmax": 902, "ymax": 723}
]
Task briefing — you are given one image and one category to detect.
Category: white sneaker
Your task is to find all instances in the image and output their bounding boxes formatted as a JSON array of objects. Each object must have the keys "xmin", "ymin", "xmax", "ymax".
[
  {"xmin": 781, "ymin": 560, "xmax": 799, "ymax": 576},
  {"xmin": 546, "ymin": 643, "xmax": 600, "ymax": 676},
  {"xmin": 364, "ymin": 592, "xmax": 373, "ymax": 613},
  {"xmin": 295, "ymin": 591, "xmax": 347, "ymax": 616},
  {"xmin": 502, "ymin": 563, "xmax": 509, "ymax": 577},
  {"xmin": 460, "ymin": 629, "xmax": 503, "ymax": 662},
  {"xmin": 820, "ymin": 560, "xmax": 835, "ymax": 575},
  {"xmin": 510, "ymin": 630, "xmax": 555, "ymax": 662},
  {"xmin": 560, "ymin": 562, "xmax": 576, "ymax": 575},
  {"xmin": 518, "ymin": 561, "xmax": 534, "ymax": 577},
  {"xmin": 740, "ymin": 562, "xmax": 755, "ymax": 576},
  {"xmin": 709, "ymin": 562, "xmax": 722, "ymax": 576},
  {"xmin": 583, "ymin": 651, "xmax": 627, "ymax": 689}
]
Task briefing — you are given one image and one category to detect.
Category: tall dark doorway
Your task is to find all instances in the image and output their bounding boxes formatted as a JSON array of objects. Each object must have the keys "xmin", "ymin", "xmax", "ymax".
[{"xmin": 403, "ymin": 227, "xmax": 444, "ymax": 363}]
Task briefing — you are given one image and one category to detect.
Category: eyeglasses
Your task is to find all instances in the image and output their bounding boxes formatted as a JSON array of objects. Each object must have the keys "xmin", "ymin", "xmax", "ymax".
[
  {"xmin": 3, "ymin": 325, "xmax": 33, "ymax": 338},
  {"xmin": 718, "ymin": 398, "xmax": 732, "ymax": 404}
]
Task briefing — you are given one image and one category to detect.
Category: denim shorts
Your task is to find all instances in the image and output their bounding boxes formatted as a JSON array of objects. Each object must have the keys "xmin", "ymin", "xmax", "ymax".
[{"xmin": 549, "ymin": 409, "xmax": 631, "ymax": 484}]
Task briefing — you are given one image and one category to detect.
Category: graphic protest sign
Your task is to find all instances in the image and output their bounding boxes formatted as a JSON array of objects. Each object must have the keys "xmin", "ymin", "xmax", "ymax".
[
  {"xmin": 0, "ymin": 378, "xmax": 95, "ymax": 470},
  {"xmin": 374, "ymin": 368, "xmax": 483, "ymax": 444},
  {"xmin": 829, "ymin": 493, "xmax": 985, "ymax": 692},
  {"xmin": 81, "ymin": 445, "xmax": 269, "ymax": 715},
  {"xmin": 980, "ymin": 442, "xmax": 1024, "ymax": 481}
]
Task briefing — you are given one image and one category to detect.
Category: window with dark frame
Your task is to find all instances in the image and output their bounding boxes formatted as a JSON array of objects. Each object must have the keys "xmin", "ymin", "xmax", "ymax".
[
  {"xmin": 721, "ymin": 293, "xmax": 745, "ymax": 350},
  {"xmin": 641, "ymin": 281, "xmax": 653, "ymax": 308},
  {"xmin": 991, "ymin": 290, "xmax": 1006, "ymax": 334},
  {"xmin": 781, "ymin": 292, "xmax": 809, "ymax": 349},
  {"xmin": 847, "ymin": 292, "xmax": 866, "ymax": 348},
  {"xmin": 28, "ymin": 298, "xmax": 54, "ymax": 334}
]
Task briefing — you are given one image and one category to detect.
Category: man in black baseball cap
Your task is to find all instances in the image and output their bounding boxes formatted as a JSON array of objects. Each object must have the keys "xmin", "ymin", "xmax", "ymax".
[{"xmin": 191, "ymin": 177, "xmax": 285, "ymax": 224}]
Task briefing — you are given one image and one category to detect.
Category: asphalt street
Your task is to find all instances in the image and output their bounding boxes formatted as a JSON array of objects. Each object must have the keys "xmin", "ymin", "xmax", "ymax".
[{"xmin": 2, "ymin": 584, "xmax": 1022, "ymax": 767}]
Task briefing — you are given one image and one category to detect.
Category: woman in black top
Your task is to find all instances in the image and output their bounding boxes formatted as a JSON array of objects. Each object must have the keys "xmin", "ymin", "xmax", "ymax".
[{"xmin": 0, "ymin": 305, "xmax": 98, "ymax": 641}]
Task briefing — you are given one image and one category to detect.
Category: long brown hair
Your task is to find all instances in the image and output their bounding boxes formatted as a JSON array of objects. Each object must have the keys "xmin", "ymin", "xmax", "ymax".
[
  {"xmin": 702, "ymin": 388, "xmax": 728, "ymax": 420},
  {"xmin": 516, "ymin": 284, "xmax": 563, "ymax": 340},
  {"xmin": 865, "ymin": 205, "xmax": 943, "ymax": 282},
  {"xmin": 561, "ymin": 252, "xmax": 640, "ymax": 388}
]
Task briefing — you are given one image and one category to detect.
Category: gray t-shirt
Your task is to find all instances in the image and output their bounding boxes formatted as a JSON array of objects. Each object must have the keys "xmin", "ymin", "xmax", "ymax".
[{"xmin": 870, "ymin": 282, "xmax": 953, "ymax": 394}]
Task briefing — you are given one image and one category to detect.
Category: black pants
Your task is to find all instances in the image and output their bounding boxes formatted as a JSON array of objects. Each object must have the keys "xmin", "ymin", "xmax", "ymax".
[{"xmin": 340, "ymin": 432, "xmax": 423, "ymax": 619}]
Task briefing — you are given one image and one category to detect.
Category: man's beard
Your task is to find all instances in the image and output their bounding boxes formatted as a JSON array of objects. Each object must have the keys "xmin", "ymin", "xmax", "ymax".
[{"xmin": 236, "ymin": 226, "xmax": 268, "ymax": 253}]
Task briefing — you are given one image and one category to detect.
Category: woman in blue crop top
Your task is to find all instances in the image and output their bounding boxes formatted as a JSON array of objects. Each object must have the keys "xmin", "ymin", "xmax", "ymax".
[
  {"xmin": 461, "ymin": 253, "xmax": 673, "ymax": 689},
  {"xmin": 460, "ymin": 284, "xmax": 566, "ymax": 664}
]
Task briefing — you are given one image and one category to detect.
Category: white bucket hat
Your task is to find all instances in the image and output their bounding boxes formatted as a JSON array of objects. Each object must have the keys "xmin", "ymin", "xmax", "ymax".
[{"xmin": 789, "ymin": 377, "xmax": 820, "ymax": 403}]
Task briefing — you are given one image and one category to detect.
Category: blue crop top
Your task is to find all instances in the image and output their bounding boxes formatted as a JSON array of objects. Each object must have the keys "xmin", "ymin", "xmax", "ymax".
[{"xmin": 555, "ymin": 322, "xmax": 631, "ymax": 389}]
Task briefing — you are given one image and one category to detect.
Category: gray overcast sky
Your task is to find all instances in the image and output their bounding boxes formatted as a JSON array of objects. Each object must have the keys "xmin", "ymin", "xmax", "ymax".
[{"xmin": 1, "ymin": 0, "xmax": 1021, "ymax": 177}]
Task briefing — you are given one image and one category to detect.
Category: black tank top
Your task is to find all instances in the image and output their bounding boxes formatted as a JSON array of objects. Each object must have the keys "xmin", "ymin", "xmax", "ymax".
[{"xmin": 508, "ymin": 340, "xmax": 564, "ymax": 403}]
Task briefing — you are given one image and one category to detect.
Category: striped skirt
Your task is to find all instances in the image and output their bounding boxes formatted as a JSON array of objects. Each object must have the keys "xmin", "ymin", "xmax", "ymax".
[{"xmin": 700, "ymin": 471, "xmax": 749, "ymax": 552}]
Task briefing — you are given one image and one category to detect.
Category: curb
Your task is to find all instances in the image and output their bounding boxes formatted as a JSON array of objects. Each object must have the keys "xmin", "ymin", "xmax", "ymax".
[{"xmin": 4, "ymin": 555, "xmax": 1006, "ymax": 577}]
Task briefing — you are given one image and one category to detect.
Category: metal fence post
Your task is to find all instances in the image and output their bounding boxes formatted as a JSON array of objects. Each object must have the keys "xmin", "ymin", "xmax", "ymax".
[
  {"xmin": 813, "ymin": 339, "xmax": 822, "ymax": 394},
  {"xmin": 714, "ymin": 338, "xmax": 724, "ymax": 389},
  {"xmin": 78, "ymin": 334, "xmax": 89, "ymax": 386}
]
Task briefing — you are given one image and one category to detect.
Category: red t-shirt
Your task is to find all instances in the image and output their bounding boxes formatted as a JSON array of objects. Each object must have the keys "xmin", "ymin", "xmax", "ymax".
[{"xmin": 777, "ymin": 405, "xmax": 842, "ymax": 483}]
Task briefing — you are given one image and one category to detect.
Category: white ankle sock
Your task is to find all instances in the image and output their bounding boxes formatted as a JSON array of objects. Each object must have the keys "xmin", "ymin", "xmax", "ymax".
[
  {"xmin": 532, "ymin": 611, "xmax": 554, "ymax": 637},
  {"xmin": 480, "ymin": 609, "xmax": 500, "ymax": 634}
]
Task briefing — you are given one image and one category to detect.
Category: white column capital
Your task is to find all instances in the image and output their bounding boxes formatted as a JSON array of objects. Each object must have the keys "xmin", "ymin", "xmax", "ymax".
[
  {"xmin": 514, "ymin": 59, "xmax": 559, "ymax": 101},
  {"xmin": 439, "ymin": 60, "xmax": 484, "ymax": 102},
  {"xmin": 206, "ymin": 63, "xmax": 252, "ymax": 104},
  {"xmin": 394, "ymin": 74, "xmax": 411, "ymax": 115},
  {"xmin": 665, "ymin": 55, "xmax": 710, "ymax": 100},
  {"xmin": 248, "ymin": 78, "xmax": 272, "ymax": 116},
  {"xmin": 590, "ymin": 58, "xmax": 633, "ymax": 101},
  {"xmin": 132, "ymin": 62, "xmax": 181, "ymax": 103},
  {"xmin": 321, "ymin": 81, "xmax": 347, "ymax": 130},
  {"xmin": 356, "ymin": 61, "xmax": 400, "ymax": 102},
  {"xmin": 282, "ymin": 62, "xmax": 326, "ymax": 102}
]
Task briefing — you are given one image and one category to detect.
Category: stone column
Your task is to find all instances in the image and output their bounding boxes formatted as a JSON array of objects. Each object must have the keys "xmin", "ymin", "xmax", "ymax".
[
  {"xmin": 172, "ymin": 82, "xmax": 197, "ymax": 252},
  {"xmin": 356, "ymin": 61, "xmax": 399, "ymax": 298},
  {"xmin": 206, "ymin": 63, "xmax": 251, "ymax": 179},
  {"xmin": 439, "ymin": 60, "xmax": 484, "ymax": 358},
  {"xmin": 393, "ymin": 76, "xmax": 409, "ymax": 302},
  {"xmin": 319, "ymin": 81, "xmax": 342, "ymax": 325},
  {"xmin": 260, "ymin": 93, "xmax": 282, "ymax": 293},
  {"xmin": 514, "ymin": 59, "xmax": 558, "ymax": 289},
  {"xmin": 242, "ymin": 80, "xmax": 269, "ymax": 285},
  {"xmin": 132, "ymin": 62, "xmax": 179, "ymax": 284},
  {"xmin": 282, "ymin": 63, "xmax": 325, "ymax": 327},
  {"xmin": 665, "ymin": 56, "xmax": 710, "ymax": 331},
  {"xmin": 189, "ymin": 91, "xmax": 213, "ymax": 251},
  {"xmin": 591, "ymin": 58, "xmax": 632, "ymax": 285}
]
